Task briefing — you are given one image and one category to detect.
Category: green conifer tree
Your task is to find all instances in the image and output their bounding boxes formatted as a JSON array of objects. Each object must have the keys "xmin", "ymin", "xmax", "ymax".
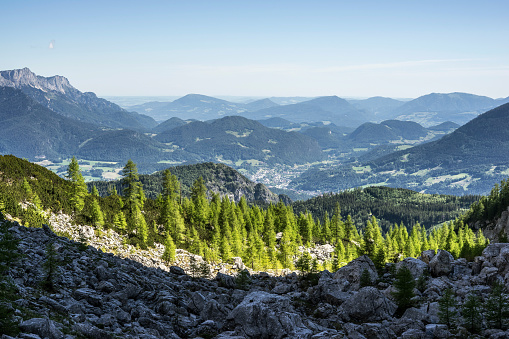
[
  {"xmin": 392, "ymin": 266, "xmax": 415, "ymax": 315},
  {"xmin": 461, "ymin": 292, "xmax": 482, "ymax": 333},
  {"xmin": 67, "ymin": 157, "xmax": 88, "ymax": 214},
  {"xmin": 330, "ymin": 203, "xmax": 344, "ymax": 244},
  {"xmin": 438, "ymin": 288, "xmax": 457, "ymax": 328},
  {"xmin": 162, "ymin": 232, "xmax": 176, "ymax": 263},
  {"xmin": 121, "ymin": 159, "xmax": 142, "ymax": 218},
  {"xmin": 91, "ymin": 185, "xmax": 100, "ymax": 197},
  {"xmin": 322, "ymin": 211, "xmax": 332, "ymax": 243},
  {"xmin": 90, "ymin": 198, "xmax": 104, "ymax": 228},
  {"xmin": 484, "ymin": 283, "xmax": 509, "ymax": 330}
]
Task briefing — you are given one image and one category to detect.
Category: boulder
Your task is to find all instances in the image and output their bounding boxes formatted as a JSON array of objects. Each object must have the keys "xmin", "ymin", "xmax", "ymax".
[
  {"xmin": 333, "ymin": 255, "xmax": 378, "ymax": 290},
  {"xmin": 429, "ymin": 250, "xmax": 454, "ymax": 277},
  {"xmin": 420, "ymin": 249, "xmax": 435, "ymax": 264},
  {"xmin": 227, "ymin": 291, "xmax": 312, "ymax": 338},
  {"xmin": 19, "ymin": 318, "xmax": 63, "ymax": 339},
  {"xmin": 339, "ymin": 287, "xmax": 397, "ymax": 322},
  {"xmin": 217, "ymin": 272, "xmax": 236, "ymax": 288},
  {"xmin": 201, "ymin": 299, "xmax": 229, "ymax": 324},
  {"xmin": 170, "ymin": 265, "xmax": 186, "ymax": 275},
  {"xmin": 396, "ymin": 257, "xmax": 428, "ymax": 279},
  {"xmin": 232, "ymin": 257, "xmax": 245, "ymax": 270},
  {"xmin": 73, "ymin": 288, "xmax": 103, "ymax": 307},
  {"xmin": 308, "ymin": 274, "xmax": 351, "ymax": 306},
  {"xmin": 486, "ymin": 243, "xmax": 509, "ymax": 276},
  {"xmin": 73, "ymin": 322, "xmax": 113, "ymax": 339}
]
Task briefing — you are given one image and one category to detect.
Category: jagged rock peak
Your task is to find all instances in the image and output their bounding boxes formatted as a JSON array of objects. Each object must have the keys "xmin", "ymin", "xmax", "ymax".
[{"xmin": 0, "ymin": 67, "xmax": 74, "ymax": 94}]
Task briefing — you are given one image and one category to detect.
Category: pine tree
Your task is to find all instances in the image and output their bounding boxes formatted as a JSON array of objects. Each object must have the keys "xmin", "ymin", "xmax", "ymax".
[
  {"xmin": 90, "ymin": 198, "xmax": 104, "ymax": 228},
  {"xmin": 114, "ymin": 211, "xmax": 127, "ymax": 231},
  {"xmin": 392, "ymin": 266, "xmax": 415, "ymax": 315},
  {"xmin": 330, "ymin": 203, "xmax": 344, "ymax": 244},
  {"xmin": 220, "ymin": 231, "xmax": 233, "ymax": 262},
  {"xmin": 190, "ymin": 176, "xmax": 209, "ymax": 227},
  {"xmin": 279, "ymin": 228, "xmax": 295, "ymax": 269},
  {"xmin": 438, "ymin": 288, "xmax": 457, "ymax": 328},
  {"xmin": 138, "ymin": 186, "xmax": 146, "ymax": 210},
  {"xmin": 67, "ymin": 157, "xmax": 88, "ymax": 214},
  {"xmin": 162, "ymin": 232, "xmax": 176, "ymax": 264},
  {"xmin": 91, "ymin": 185, "xmax": 100, "ymax": 197},
  {"xmin": 0, "ymin": 217, "xmax": 21, "ymax": 335},
  {"xmin": 42, "ymin": 242, "xmax": 59, "ymax": 292},
  {"xmin": 132, "ymin": 204, "xmax": 148, "ymax": 247},
  {"xmin": 235, "ymin": 269, "xmax": 251, "ymax": 290},
  {"xmin": 122, "ymin": 159, "xmax": 142, "ymax": 217},
  {"xmin": 363, "ymin": 218, "xmax": 376, "ymax": 259},
  {"xmin": 462, "ymin": 292, "xmax": 482, "ymax": 333},
  {"xmin": 298, "ymin": 213, "xmax": 313, "ymax": 247},
  {"xmin": 373, "ymin": 244, "xmax": 388, "ymax": 272},
  {"xmin": 295, "ymin": 251, "xmax": 312, "ymax": 274},
  {"xmin": 359, "ymin": 268, "xmax": 373, "ymax": 287},
  {"xmin": 322, "ymin": 211, "xmax": 332, "ymax": 243},
  {"xmin": 333, "ymin": 240, "xmax": 345, "ymax": 270},
  {"xmin": 484, "ymin": 283, "xmax": 509, "ymax": 330}
]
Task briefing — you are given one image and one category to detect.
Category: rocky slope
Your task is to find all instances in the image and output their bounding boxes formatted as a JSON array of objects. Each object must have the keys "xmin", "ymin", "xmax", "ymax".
[{"xmin": 3, "ymin": 212, "xmax": 509, "ymax": 338}]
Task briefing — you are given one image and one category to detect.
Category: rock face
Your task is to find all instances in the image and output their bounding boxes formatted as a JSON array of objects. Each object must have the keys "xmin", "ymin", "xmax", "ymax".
[{"xmin": 5, "ymin": 218, "xmax": 509, "ymax": 338}]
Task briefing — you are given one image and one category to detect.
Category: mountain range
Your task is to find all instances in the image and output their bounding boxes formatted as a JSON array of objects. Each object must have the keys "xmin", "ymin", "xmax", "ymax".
[
  {"xmin": 154, "ymin": 116, "xmax": 324, "ymax": 165},
  {"xmin": 2, "ymin": 67, "xmax": 509, "ymax": 197},
  {"xmin": 123, "ymin": 92, "xmax": 509, "ymax": 128},
  {"xmin": 293, "ymin": 102, "xmax": 509, "ymax": 195},
  {"xmin": 390, "ymin": 92, "xmax": 509, "ymax": 127},
  {"xmin": 0, "ymin": 68, "xmax": 156, "ymax": 131}
]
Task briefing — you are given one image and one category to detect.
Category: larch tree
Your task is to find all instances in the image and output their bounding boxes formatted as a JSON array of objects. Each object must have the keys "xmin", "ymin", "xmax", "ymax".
[
  {"xmin": 90, "ymin": 198, "xmax": 104, "ymax": 228},
  {"xmin": 162, "ymin": 231, "xmax": 176, "ymax": 263},
  {"xmin": 121, "ymin": 159, "xmax": 142, "ymax": 218},
  {"xmin": 67, "ymin": 157, "xmax": 88, "ymax": 214}
]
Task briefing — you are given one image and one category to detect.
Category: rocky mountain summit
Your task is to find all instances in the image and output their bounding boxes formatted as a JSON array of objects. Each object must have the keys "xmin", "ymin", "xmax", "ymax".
[
  {"xmin": 0, "ymin": 68, "xmax": 157, "ymax": 131},
  {"xmin": 3, "ymin": 211, "xmax": 509, "ymax": 339},
  {"xmin": 0, "ymin": 68, "xmax": 74, "ymax": 94}
]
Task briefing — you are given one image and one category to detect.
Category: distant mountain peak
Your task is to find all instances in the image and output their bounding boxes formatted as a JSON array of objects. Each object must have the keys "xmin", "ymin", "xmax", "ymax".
[
  {"xmin": 0, "ymin": 67, "xmax": 74, "ymax": 95},
  {"xmin": 174, "ymin": 93, "xmax": 229, "ymax": 105}
]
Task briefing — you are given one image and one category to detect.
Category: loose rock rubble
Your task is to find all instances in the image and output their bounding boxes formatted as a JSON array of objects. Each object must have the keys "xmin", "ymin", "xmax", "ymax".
[{"xmin": 3, "ymin": 216, "xmax": 509, "ymax": 338}]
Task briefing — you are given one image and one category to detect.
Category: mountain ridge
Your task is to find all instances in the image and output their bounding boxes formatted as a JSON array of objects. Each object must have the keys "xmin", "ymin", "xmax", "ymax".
[{"xmin": 0, "ymin": 68, "xmax": 157, "ymax": 131}]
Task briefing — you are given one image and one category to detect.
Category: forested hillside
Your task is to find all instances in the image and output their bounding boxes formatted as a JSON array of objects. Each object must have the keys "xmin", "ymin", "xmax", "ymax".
[
  {"xmin": 89, "ymin": 162, "xmax": 279, "ymax": 204},
  {"xmin": 292, "ymin": 186, "xmax": 478, "ymax": 231},
  {"xmin": 0, "ymin": 155, "xmax": 491, "ymax": 274},
  {"xmin": 154, "ymin": 116, "xmax": 324, "ymax": 164},
  {"xmin": 293, "ymin": 102, "xmax": 509, "ymax": 195}
]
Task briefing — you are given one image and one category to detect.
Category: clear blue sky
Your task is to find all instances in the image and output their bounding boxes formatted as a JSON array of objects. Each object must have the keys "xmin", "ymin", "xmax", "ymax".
[{"xmin": 2, "ymin": 0, "xmax": 508, "ymax": 98}]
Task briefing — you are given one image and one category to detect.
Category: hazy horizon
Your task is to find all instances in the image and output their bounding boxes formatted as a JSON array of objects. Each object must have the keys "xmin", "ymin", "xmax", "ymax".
[{"xmin": 2, "ymin": 1, "xmax": 508, "ymax": 98}]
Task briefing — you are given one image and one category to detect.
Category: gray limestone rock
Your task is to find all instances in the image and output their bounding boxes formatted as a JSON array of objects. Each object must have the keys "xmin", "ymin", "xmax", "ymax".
[
  {"xmin": 19, "ymin": 318, "xmax": 64, "ymax": 339},
  {"xmin": 396, "ymin": 257, "xmax": 429, "ymax": 279},
  {"xmin": 200, "ymin": 299, "xmax": 229, "ymax": 324},
  {"xmin": 73, "ymin": 288, "xmax": 103, "ymax": 307},
  {"xmin": 333, "ymin": 255, "xmax": 378, "ymax": 291},
  {"xmin": 227, "ymin": 291, "xmax": 312, "ymax": 339},
  {"xmin": 429, "ymin": 250, "xmax": 454, "ymax": 277},
  {"xmin": 340, "ymin": 287, "xmax": 397, "ymax": 322},
  {"xmin": 170, "ymin": 265, "xmax": 186, "ymax": 275},
  {"xmin": 73, "ymin": 322, "xmax": 113, "ymax": 339},
  {"xmin": 217, "ymin": 272, "xmax": 236, "ymax": 288}
]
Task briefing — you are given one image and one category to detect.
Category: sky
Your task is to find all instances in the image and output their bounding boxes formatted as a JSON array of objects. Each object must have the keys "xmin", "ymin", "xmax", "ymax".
[{"xmin": 2, "ymin": 0, "xmax": 509, "ymax": 99}]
